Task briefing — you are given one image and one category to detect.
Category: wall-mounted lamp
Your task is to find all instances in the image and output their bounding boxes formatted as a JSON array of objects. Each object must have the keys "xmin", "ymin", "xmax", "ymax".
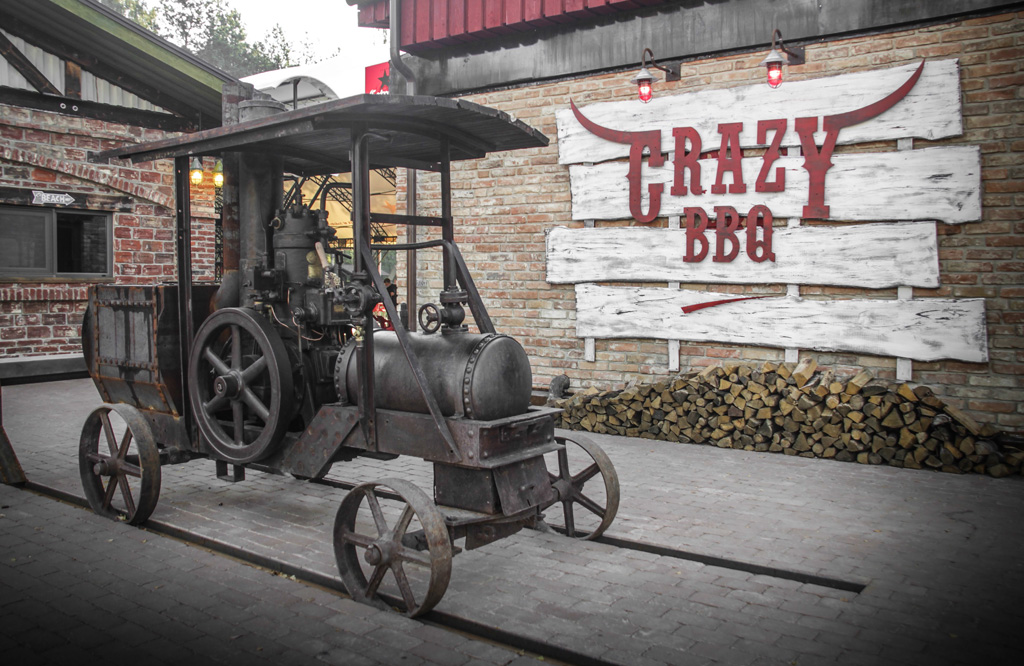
[
  {"xmin": 630, "ymin": 48, "xmax": 681, "ymax": 103},
  {"xmin": 213, "ymin": 159, "xmax": 224, "ymax": 188},
  {"xmin": 759, "ymin": 29, "xmax": 805, "ymax": 88},
  {"xmin": 189, "ymin": 157, "xmax": 204, "ymax": 186}
]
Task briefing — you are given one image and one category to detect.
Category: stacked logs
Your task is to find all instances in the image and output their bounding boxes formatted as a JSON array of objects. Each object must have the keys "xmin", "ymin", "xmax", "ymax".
[{"xmin": 555, "ymin": 360, "xmax": 1021, "ymax": 477}]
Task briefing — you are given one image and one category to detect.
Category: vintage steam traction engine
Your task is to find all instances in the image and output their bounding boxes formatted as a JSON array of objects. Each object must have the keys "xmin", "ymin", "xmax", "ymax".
[{"xmin": 81, "ymin": 94, "xmax": 619, "ymax": 615}]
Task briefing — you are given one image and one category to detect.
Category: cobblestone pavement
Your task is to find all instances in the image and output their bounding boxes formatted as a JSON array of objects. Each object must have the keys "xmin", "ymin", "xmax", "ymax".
[
  {"xmin": 4, "ymin": 379, "xmax": 1024, "ymax": 665},
  {"xmin": 0, "ymin": 484, "xmax": 532, "ymax": 666}
]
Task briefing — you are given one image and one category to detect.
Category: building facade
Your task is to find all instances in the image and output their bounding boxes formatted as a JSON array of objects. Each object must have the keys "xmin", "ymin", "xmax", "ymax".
[
  {"xmin": 0, "ymin": 0, "xmax": 233, "ymax": 371},
  {"xmin": 361, "ymin": 0, "xmax": 1023, "ymax": 430}
]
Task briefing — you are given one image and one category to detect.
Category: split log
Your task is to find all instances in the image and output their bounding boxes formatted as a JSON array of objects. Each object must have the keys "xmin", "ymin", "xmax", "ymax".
[{"xmin": 555, "ymin": 363, "xmax": 1016, "ymax": 478}]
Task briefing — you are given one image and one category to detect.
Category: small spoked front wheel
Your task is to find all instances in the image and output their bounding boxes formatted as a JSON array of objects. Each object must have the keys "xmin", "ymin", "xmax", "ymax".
[
  {"xmin": 79, "ymin": 404, "xmax": 161, "ymax": 525},
  {"xmin": 545, "ymin": 432, "xmax": 620, "ymax": 540},
  {"xmin": 333, "ymin": 478, "xmax": 452, "ymax": 617}
]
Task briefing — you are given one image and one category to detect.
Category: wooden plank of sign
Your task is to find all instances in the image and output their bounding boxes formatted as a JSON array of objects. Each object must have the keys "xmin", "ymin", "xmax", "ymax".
[
  {"xmin": 547, "ymin": 221, "xmax": 939, "ymax": 288},
  {"xmin": 556, "ymin": 59, "xmax": 961, "ymax": 165},
  {"xmin": 575, "ymin": 284, "xmax": 988, "ymax": 363},
  {"xmin": 568, "ymin": 145, "xmax": 981, "ymax": 224}
]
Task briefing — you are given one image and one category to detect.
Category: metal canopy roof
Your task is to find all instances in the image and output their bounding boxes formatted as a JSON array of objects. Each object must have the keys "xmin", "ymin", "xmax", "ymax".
[{"xmin": 94, "ymin": 94, "xmax": 550, "ymax": 174}]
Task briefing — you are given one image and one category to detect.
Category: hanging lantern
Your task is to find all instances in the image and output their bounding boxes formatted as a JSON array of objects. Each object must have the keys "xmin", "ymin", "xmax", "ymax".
[
  {"xmin": 213, "ymin": 159, "xmax": 224, "ymax": 188},
  {"xmin": 760, "ymin": 48, "xmax": 786, "ymax": 89},
  {"xmin": 626, "ymin": 48, "xmax": 679, "ymax": 104},
  {"xmin": 759, "ymin": 29, "xmax": 805, "ymax": 89},
  {"xmin": 189, "ymin": 157, "xmax": 204, "ymax": 186},
  {"xmin": 630, "ymin": 66, "xmax": 657, "ymax": 104}
]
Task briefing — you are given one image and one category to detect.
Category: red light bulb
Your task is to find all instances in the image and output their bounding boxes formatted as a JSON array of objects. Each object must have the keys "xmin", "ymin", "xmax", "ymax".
[
  {"xmin": 638, "ymin": 80, "xmax": 653, "ymax": 103},
  {"xmin": 766, "ymin": 62, "xmax": 783, "ymax": 88}
]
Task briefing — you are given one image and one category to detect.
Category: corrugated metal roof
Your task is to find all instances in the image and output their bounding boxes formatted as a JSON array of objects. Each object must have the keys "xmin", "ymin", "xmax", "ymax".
[
  {"xmin": 0, "ymin": 0, "xmax": 238, "ymax": 127},
  {"xmin": 1, "ymin": 28, "xmax": 163, "ymax": 112}
]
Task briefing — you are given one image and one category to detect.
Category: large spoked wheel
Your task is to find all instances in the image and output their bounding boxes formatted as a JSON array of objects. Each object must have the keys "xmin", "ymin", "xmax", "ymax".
[
  {"xmin": 79, "ymin": 404, "xmax": 161, "ymax": 525},
  {"xmin": 545, "ymin": 432, "xmax": 620, "ymax": 540},
  {"xmin": 188, "ymin": 307, "xmax": 294, "ymax": 464},
  {"xmin": 334, "ymin": 478, "xmax": 452, "ymax": 617}
]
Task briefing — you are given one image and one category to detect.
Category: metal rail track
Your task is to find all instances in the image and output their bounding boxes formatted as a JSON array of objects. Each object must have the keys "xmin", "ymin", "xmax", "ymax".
[
  {"xmin": 311, "ymin": 477, "xmax": 868, "ymax": 595},
  {"xmin": 19, "ymin": 473, "xmax": 865, "ymax": 665},
  {"xmin": 19, "ymin": 480, "xmax": 612, "ymax": 666}
]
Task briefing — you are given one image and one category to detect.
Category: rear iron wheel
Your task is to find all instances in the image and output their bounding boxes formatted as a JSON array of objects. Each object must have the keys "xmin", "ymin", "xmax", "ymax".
[
  {"xmin": 79, "ymin": 404, "xmax": 161, "ymax": 525},
  {"xmin": 188, "ymin": 307, "xmax": 294, "ymax": 464},
  {"xmin": 333, "ymin": 478, "xmax": 452, "ymax": 617},
  {"xmin": 546, "ymin": 433, "xmax": 620, "ymax": 540}
]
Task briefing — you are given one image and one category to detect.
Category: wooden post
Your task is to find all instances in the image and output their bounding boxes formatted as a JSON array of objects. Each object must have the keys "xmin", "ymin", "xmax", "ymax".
[
  {"xmin": 785, "ymin": 145, "xmax": 801, "ymax": 365},
  {"xmin": 896, "ymin": 137, "xmax": 915, "ymax": 381},
  {"xmin": 583, "ymin": 161, "xmax": 596, "ymax": 363},
  {"xmin": 668, "ymin": 214, "xmax": 681, "ymax": 372},
  {"xmin": 0, "ymin": 381, "xmax": 27, "ymax": 486}
]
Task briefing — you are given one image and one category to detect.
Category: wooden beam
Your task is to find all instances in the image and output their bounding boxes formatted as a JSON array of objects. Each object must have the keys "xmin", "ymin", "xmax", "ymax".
[
  {"xmin": 0, "ymin": 186, "xmax": 132, "ymax": 212},
  {"xmin": 546, "ymin": 221, "xmax": 940, "ymax": 288},
  {"xmin": 0, "ymin": 29, "xmax": 61, "ymax": 95},
  {"xmin": 64, "ymin": 60, "xmax": 82, "ymax": 99},
  {"xmin": 0, "ymin": 381, "xmax": 28, "ymax": 486},
  {"xmin": 0, "ymin": 86, "xmax": 194, "ymax": 132},
  {"xmin": 575, "ymin": 284, "xmax": 988, "ymax": 363},
  {"xmin": 568, "ymin": 146, "xmax": 982, "ymax": 224},
  {"xmin": 556, "ymin": 59, "xmax": 962, "ymax": 165}
]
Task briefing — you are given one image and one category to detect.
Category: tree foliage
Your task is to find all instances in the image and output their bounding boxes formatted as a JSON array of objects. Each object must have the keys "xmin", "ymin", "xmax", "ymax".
[
  {"xmin": 99, "ymin": 0, "xmax": 296, "ymax": 77},
  {"xmin": 97, "ymin": 0, "xmax": 158, "ymax": 30}
]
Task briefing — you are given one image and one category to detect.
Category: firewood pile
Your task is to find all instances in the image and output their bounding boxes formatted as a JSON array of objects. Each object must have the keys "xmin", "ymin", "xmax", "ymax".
[{"xmin": 555, "ymin": 360, "xmax": 1021, "ymax": 477}]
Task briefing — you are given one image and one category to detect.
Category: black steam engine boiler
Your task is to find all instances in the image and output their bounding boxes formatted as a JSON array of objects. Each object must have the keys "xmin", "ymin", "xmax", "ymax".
[{"xmin": 81, "ymin": 93, "xmax": 619, "ymax": 615}]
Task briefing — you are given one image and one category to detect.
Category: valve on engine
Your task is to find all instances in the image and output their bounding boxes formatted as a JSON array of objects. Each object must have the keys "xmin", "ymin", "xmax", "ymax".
[{"xmin": 418, "ymin": 289, "xmax": 469, "ymax": 335}]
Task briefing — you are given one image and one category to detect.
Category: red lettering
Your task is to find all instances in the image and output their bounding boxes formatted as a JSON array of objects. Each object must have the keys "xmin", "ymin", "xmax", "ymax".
[
  {"xmin": 794, "ymin": 116, "xmax": 836, "ymax": 219},
  {"xmin": 711, "ymin": 122, "xmax": 746, "ymax": 195},
  {"xmin": 713, "ymin": 206, "xmax": 741, "ymax": 263},
  {"xmin": 755, "ymin": 119, "xmax": 786, "ymax": 193},
  {"xmin": 746, "ymin": 205, "xmax": 775, "ymax": 262},
  {"xmin": 569, "ymin": 100, "xmax": 664, "ymax": 224},
  {"xmin": 626, "ymin": 132, "xmax": 664, "ymax": 223},
  {"xmin": 795, "ymin": 61, "xmax": 925, "ymax": 219},
  {"xmin": 684, "ymin": 207, "xmax": 709, "ymax": 262},
  {"xmin": 670, "ymin": 127, "xmax": 704, "ymax": 196}
]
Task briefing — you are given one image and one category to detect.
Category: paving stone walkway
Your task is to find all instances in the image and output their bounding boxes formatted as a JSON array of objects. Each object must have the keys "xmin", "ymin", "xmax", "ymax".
[
  {"xmin": 3, "ymin": 378, "xmax": 1024, "ymax": 665},
  {"xmin": 0, "ymin": 483, "xmax": 530, "ymax": 666}
]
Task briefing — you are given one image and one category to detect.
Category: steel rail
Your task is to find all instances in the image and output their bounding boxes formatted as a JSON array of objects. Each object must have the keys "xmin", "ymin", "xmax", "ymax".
[
  {"xmin": 311, "ymin": 477, "xmax": 868, "ymax": 594},
  {"xmin": 17, "ymin": 480, "xmax": 615, "ymax": 666}
]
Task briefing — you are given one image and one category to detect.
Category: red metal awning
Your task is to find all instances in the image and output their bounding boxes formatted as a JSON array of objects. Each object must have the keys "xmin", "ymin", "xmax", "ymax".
[{"xmin": 349, "ymin": 0, "xmax": 672, "ymax": 53}]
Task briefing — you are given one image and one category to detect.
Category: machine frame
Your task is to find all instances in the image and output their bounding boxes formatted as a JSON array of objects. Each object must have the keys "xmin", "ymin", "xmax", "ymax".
[{"xmin": 80, "ymin": 93, "xmax": 619, "ymax": 616}]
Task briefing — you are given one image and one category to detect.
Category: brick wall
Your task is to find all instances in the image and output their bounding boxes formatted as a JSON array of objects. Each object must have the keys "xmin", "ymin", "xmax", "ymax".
[
  {"xmin": 397, "ymin": 10, "xmax": 1024, "ymax": 429},
  {"xmin": 0, "ymin": 105, "xmax": 218, "ymax": 357}
]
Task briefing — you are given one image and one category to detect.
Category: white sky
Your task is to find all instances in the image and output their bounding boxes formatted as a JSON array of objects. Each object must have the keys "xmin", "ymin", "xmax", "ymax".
[{"xmin": 222, "ymin": 0, "xmax": 389, "ymax": 73}]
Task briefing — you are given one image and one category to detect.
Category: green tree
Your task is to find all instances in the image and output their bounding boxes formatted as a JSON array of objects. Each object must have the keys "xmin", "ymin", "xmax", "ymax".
[
  {"xmin": 101, "ymin": 0, "xmax": 296, "ymax": 77},
  {"xmin": 96, "ymin": 0, "xmax": 158, "ymax": 30}
]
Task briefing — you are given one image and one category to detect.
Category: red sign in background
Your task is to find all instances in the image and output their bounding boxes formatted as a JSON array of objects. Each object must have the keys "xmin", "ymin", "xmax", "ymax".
[{"xmin": 365, "ymin": 62, "xmax": 389, "ymax": 95}]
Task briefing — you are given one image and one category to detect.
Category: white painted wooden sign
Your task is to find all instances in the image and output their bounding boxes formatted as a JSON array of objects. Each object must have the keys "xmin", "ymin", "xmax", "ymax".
[
  {"xmin": 568, "ymin": 145, "xmax": 981, "ymax": 224},
  {"xmin": 556, "ymin": 59, "xmax": 963, "ymax": 165},
  {"xmin": 546, "ymin": 221, "xmax": 940, "ymax": 288},
  {"xmin": 550, "ymin": 58, "xmax": 988, "ymax": 366},
  {"xmin": 575, "ymin": 284, "xmax": 989, "ymax": 364}
]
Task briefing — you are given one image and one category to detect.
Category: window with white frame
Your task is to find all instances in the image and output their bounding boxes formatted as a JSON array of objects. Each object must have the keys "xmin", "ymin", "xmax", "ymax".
[{"xmin": 0, "ymin": 205, "xmax": 112, "ymax": 278}]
